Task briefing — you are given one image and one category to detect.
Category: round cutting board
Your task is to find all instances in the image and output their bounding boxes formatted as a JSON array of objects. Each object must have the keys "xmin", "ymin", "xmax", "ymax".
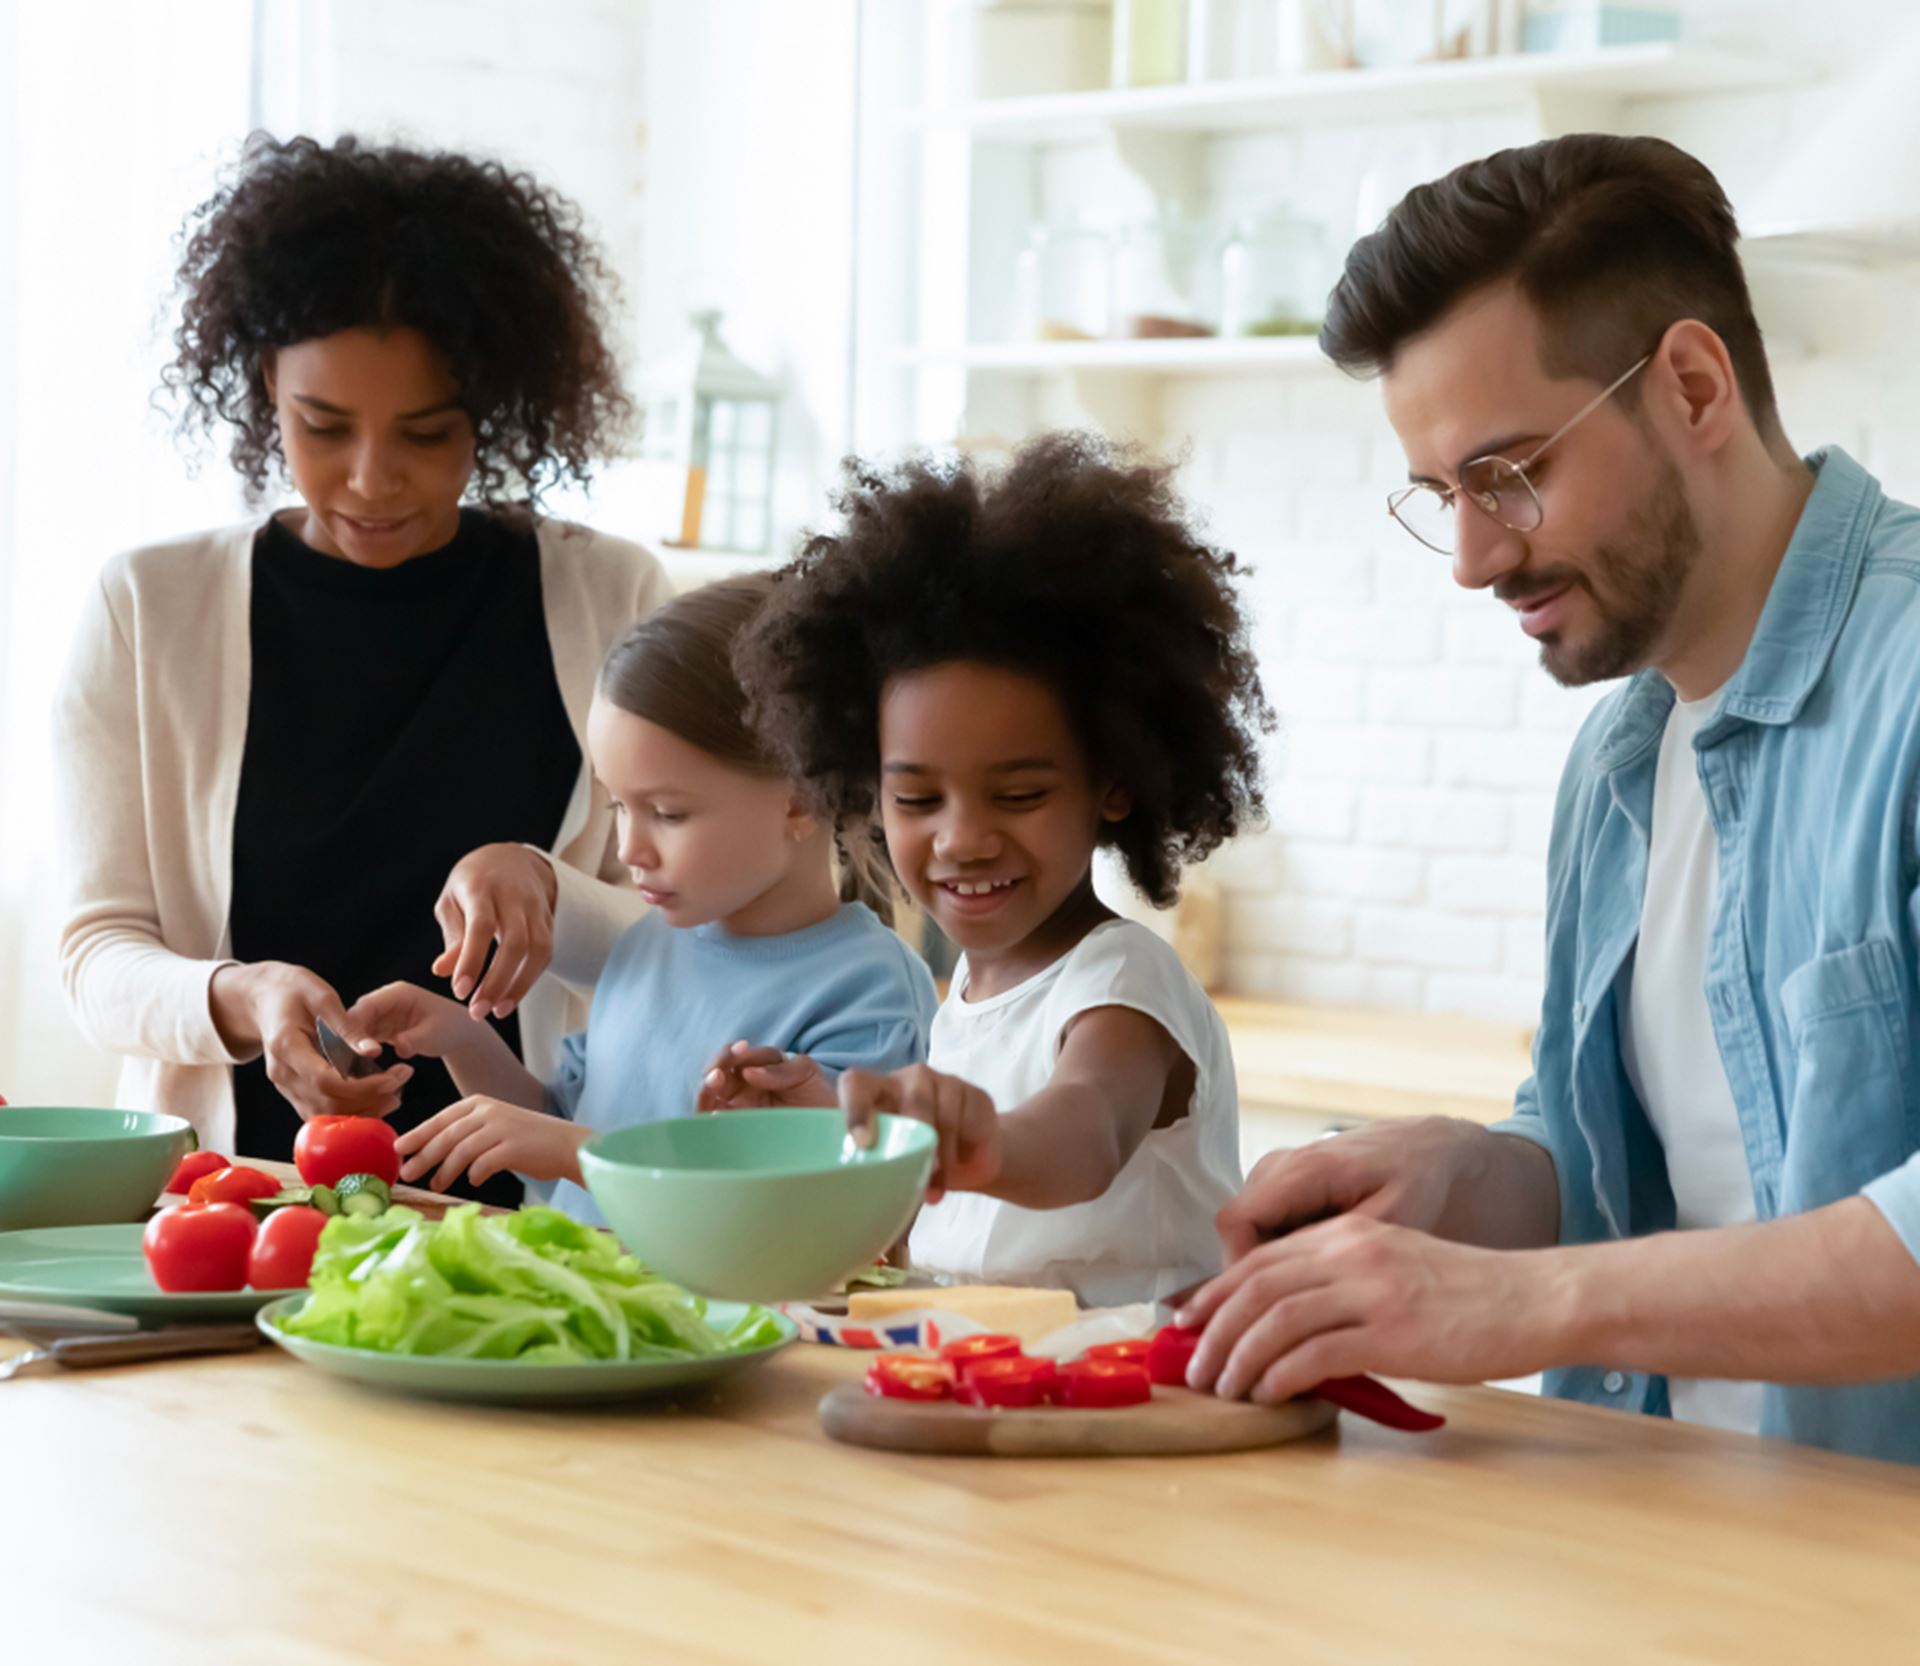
[{"xmin": 819, "ymin": 1381, "xmax": 1338, "ymax": 1457}]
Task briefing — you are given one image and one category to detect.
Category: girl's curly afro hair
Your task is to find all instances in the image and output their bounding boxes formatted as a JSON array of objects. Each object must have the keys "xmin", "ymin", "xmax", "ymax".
[
  {"xmin": 164, "ymin": 132, "xmax": 632, "ymax": 506},
  {"xmin": 738, "ymin": 432, "xmax": 1274, "ymax": 907}
]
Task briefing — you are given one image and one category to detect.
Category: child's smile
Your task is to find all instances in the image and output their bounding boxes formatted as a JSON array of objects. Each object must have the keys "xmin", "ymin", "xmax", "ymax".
[{"xmin": 878, "ymin": 661, "xmax": 1129, "ymax": 993}]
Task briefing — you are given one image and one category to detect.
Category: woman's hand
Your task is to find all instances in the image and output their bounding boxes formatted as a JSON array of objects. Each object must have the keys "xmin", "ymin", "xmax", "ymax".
[
  {"xmin": 210, "ymin": 962, "xmax": 411, "ymax": 1121},
  {"xmin": 345, "ymin": 981, "xmax": 475, "ymax": 1063},
  {"xmin": 838, "ymin": 1064, "xmax": 1002, "ymax": 1204},
  {"xmin": 696, "ymin": 1043, "xmax": 834, "ymax": 1111},
  {"xmin": 394, "ymin": 1095, "xmax": 590, "ymax": 1191},
  {"xmin": 432, "ymin": 843, "xmax": 559, "ymax": 1022}
]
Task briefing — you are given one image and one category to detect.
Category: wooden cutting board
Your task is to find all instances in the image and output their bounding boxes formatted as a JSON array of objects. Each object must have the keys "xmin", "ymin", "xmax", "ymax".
[{"xmin": 818, "ymin": 1381, "xmax": 1338, "ymax": 1458}]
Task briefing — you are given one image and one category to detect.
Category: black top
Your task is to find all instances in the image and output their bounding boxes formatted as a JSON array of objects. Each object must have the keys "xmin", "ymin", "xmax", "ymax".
[{"xmin": 229, "ymin": 511, "xmax": 581, "ymax": 1205}]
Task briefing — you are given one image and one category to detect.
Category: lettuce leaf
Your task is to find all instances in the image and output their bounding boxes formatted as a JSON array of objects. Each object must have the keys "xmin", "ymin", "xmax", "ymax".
[{"xmin": 278, "ymin": 1205, "xmax": 785, "ymax": 1362}]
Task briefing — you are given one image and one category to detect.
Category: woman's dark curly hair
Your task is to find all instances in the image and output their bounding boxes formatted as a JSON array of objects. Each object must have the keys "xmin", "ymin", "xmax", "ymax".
[
  {"xmin": 737, "ymin": 432, "xmax": 1274, "ymax": 907},
  {"xmin": 164, "ymin": 132, "xmax": 631, "ymax": 506}
]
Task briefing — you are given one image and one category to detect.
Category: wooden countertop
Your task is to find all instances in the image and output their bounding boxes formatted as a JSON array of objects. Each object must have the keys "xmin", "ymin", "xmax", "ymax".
[
  {"xmin": 1218, "ymin": 996, "xmax": 1533, "ymax": 1127},
  {"xmin": 5, "ymin": 1334, "xmax": 1917, "ymax": 1662}
]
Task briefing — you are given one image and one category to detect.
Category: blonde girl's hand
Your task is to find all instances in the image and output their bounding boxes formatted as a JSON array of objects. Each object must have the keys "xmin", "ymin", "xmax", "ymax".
[
  {"xmin": 345, "ymin": 981, "xmax": 474, "ymax": 1063},
  {"xmin": 394, "ymin": 1096, "xmax": 591, "ymax": 1191},
  {"xmin": 696, "ymin": 1042, "xmax": 834, "ymax": 1111},
  {"xmin": 431, "ymin": 842, "xmax": 559, "ymax": 1022},
  {"xmin": 838, "ymin": 1065, "xmax": 1002, "ymax": 1203}
]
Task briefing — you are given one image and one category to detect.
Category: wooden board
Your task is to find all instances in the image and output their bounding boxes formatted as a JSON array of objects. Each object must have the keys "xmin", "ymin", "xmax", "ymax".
[{"xmin": 819, "ymin": 1380, "xmax": 1337, "ymax": 1457}]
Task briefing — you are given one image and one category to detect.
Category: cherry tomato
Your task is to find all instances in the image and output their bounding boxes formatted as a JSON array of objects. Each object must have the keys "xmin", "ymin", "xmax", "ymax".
[
  {"xmin": 142, "ymin": 1203, "xmax": 256, "ymax": 1292},
  {"xmin": 1056, "ymin": 1358, "xmax": 1153, "ymax": 1409},
  {"xmin": 186, "ymin": 1165, "xmax": 281, "ymax": 1207},
  {"xmin": 863, "ymin": 1354, "xmax": 955, "ymax": 1401},
  {"xmin": 1145, "ymin": 1324, "xmax": 1203, "ymax": 1388},
  {"xmin": 955, "ymin": 1356, "xmax": 1059, "ymax": 1409},
  {"xmin": 1084, "ymin": 1339, "xmax": 1153, "ymax": 1367},
  {"xmin": 938, "ymin": 1334, "xmax": 1024, "ymax": 1379},
  {"xmin": 294, "ymin": 1116, "xmax": 400, "ymax": 1189},
  {"xmin": 167, "ymin": 1150, "xmax": 229, "ymax": 1195},
  {"xmin": 247, "ymin": 1205, "xmax": 329, "ymax": 1290}
]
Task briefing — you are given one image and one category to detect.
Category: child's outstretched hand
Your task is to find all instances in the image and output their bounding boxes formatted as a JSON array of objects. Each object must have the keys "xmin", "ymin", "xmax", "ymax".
[
  {"xmin": 839, "ymin": 1064, "xmax": 1002, "ymax": 1204},
  {"xmin": 395, "ymin": 1095, "xmax": 591, "ymax": 1191},
  {"xmin": 346, "ymin": 981, "xmax": 474, "ymax": 1062},
  {"xmin": 696, "ymin": 1042, "xmax": 834, "ymax": 1111}
]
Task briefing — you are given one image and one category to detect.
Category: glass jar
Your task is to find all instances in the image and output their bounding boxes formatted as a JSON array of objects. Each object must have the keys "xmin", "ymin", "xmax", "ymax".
[
  {"xmin": 1012, "ymin": 222, "xmax": 1113, "ymax": 342},
  {"xmin": 1109, "ymin": 214, "xmax": 1218, "ymax": 340},
  {"xmin": 1219, "ymin": 212, "xmax": 1330, "ymax": 338}
]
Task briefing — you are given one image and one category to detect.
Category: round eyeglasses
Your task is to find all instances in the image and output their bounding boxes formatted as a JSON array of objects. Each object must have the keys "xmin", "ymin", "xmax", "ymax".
[{"xmin": 1386, "ymin": 356, "xmax": 1651, "ymax": 556}]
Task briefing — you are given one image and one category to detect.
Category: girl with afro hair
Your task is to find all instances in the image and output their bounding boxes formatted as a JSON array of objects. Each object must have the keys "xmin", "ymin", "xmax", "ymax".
[
  {"xmin": 729, "ymin": 432, "xmax": 1275, "ymax": 1306},
  {"xmin": 54, "ymin": 135, "xmax": 670, "ymax": 1202}
]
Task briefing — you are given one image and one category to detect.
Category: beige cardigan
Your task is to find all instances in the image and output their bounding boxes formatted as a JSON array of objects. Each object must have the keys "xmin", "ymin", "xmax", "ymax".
[{"xmin": 52, "ymin": 516, "xmax": 670, "ymax": 1152}]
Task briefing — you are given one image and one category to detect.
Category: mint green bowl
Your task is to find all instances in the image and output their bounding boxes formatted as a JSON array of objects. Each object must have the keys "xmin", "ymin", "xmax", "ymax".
[
  {"xmin": 580, "ymin": 1110, "xmax": 935, "ymax": 1301},
  {"xmin": 0, "ymin": 1106, "xmax": 194, "ymax": 1232}
]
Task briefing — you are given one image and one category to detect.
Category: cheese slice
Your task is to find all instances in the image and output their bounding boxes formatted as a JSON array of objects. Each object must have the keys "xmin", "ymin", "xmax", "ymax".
[{"xmin": 845, "ymin": 1284, "xmax": 1079, "ymax": 1345}]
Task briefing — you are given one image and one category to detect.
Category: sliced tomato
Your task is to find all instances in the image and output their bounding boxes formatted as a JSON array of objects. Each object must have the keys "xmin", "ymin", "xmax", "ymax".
[
  {"xmin": 1084, "ymin": 1339, "xmax": 1152, "ymax": 1367},
  {"xmin": 186, "ymin": 1165, "xmax": 282, "ymax": 1207},
  {"xmin": 1145, "ymin": 1323, "xmax": 1203, "ymax": 1387},
  {"xmin": 955, "ymin": 1355, "xmax": 1059, "ymax": 1409},
  {"xmin": 864, "ymin": 1354, "xmax": 955, "ymax": 1402},
  {"xmin": 167, "ymin": 1150, "xmax": 229, "ymax": 1195},
  {"xmin": 1056, "ymin": 1357, "xmax": 1153, "ymax": 1409},
  {"xmin": 938, "ymin": 1333, "xmax": 1024, "ymax": 1378}
]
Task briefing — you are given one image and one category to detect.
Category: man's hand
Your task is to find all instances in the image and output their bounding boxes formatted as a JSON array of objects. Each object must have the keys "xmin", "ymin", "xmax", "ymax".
[
  {"xmin": 1216, "ymin": 1117, "xmax": 1559, "ymax": 1261},
  {"xmin": 1178, "ymin": 1214, "xmax": 1563, "ymax": 1403}
]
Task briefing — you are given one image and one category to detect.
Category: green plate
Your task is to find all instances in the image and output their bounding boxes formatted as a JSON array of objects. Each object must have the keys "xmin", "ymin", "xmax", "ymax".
[
  {"xmin": 0, "ymin": 1223, "xmax": 297, "ymax": 1323},
  {"xmin": 255, "ymin": 1295, "xmax": 798, "ymax": 1404}
]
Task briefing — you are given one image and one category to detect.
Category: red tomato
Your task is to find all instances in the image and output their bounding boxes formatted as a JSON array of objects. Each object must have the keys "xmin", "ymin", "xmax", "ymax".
[
  {"xmin": 938, "ymin": 1334, "xmax": 1024, "ymax": 1379},
  {"xmin": 955, "ymin": 1356, "xmax": 1059, "ymax": 1409},
  {"xmin": 863, "ymin": 1354, "xmax": 955, "ymax": 1402},
  {"xmin": 247, "ymin": 1206, "xmax": 329, "ymax": 1290},
  {"xmin": 186, "ymin": 1165, "xmax": 281, "ymax": 1207},
  {"xmin": 294, "ymin": 1116, "xmax": 400, "ymax": 1189},
  {"xmin": 1145, "ymin": 1324, "xmax": 1203, "ymax": 1388},
  {"xmin": 1084, "ymin": 1339, "xmax": 1153, "ymax": 1367},
  {"xmin": 143, "ymin": 1203, "xmax": 256, "ymax": 1292},
  {"xmin": 1056, "ymin": 1358, "xmax": 1153, "ymax": 1409},
  {"xmin": 167, "ymin": 1150, "xmax": 230, "ymax": 1194}
]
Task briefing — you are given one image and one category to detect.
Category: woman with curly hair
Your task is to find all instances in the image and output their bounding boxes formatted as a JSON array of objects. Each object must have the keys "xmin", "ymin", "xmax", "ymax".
[
  {"xmin": 53, "ymin": 135, "xmax": 669, "ymax": 1202},
  {"xmin": 730, "ymin": 433, "xmax": 1275, "ymax": 1304}
]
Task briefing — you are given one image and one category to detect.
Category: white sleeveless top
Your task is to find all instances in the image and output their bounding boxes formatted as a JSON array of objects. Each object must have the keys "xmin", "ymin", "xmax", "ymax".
[{"xmin": 907, "ymin": 920, "xmax": 1243, "ymax": 1308}]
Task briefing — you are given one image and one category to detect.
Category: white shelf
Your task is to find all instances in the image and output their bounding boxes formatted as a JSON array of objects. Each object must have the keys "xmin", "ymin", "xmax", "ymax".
[
  {"xmin": 915, "ymin": 45, "xmax": 1791, "ymax": 143},
  {"xmin": 903, "ymin": 335, "xmax": 1329, "ymax": 375},
  {"xmin": 1743, "ymin": 225, "xmax": 1920, "ymax": 272}
]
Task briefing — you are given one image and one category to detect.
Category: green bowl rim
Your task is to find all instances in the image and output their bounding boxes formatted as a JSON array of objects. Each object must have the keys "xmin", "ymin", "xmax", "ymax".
[
  {"xmin": 0, "ymin": 1107, "xmax": 193, "ymax": 1145},
  {"xmin": 578, "ymin": 1109, "xmax": 935, "ymax": 1184},
  {"xmin": 255, "ymin": 1292, "xmax": 797, "ymax": 1366}
]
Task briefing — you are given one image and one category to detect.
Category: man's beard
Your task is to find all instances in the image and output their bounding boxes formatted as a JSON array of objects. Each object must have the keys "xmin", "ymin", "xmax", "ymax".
[{"xmin": 1537, "ymin": 461, "xmax": 1702, "ymax": 689}]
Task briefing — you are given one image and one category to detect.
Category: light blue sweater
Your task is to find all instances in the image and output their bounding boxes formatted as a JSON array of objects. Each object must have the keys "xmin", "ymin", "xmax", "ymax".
[{"xmin": 543, "ymin": 903, "xmax": 937, "ymax": 1223}]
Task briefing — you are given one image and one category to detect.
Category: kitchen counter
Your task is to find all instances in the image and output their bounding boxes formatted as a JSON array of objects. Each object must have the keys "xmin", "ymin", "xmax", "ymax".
[
  {"xmin": 5, "ymin": 1332, "xmax": 1917, "ymax": 1663},
  {"xmin": 1219, "ymin": 996, "xmax": 1533, "ymax": 1129}
]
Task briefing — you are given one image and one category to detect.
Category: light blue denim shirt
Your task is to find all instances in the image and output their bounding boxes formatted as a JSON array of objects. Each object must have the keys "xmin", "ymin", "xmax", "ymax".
[{"xmin": 1496, "ymin": 448, "xmax": 1920, "ymax": 1462}]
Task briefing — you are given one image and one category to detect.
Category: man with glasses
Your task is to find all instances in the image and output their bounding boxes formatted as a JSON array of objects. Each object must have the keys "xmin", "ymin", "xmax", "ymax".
[{"xmin": 1179, "ymin": 134, "xmax": 1920, "ymax": 1463}]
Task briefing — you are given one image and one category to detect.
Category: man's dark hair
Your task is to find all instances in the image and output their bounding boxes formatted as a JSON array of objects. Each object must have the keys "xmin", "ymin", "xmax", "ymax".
[{"xmin": 1321, "ymin": 134, "xmax": 1779, "ymax": 435}]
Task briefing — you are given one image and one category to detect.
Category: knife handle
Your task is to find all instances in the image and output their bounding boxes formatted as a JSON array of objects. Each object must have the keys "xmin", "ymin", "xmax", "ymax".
[{"xmin": 48, "ymin": 1324, "xmax": 265, "ymax": 1369}]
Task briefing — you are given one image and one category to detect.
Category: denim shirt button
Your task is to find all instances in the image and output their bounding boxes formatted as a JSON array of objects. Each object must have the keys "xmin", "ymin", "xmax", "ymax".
[{"xmin": 1602, "ymin": 1370, "xmax": 1628, "ymax": 1394}]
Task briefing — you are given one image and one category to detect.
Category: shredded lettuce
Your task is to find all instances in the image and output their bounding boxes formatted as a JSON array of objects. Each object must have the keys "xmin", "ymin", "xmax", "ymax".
[{"xmin": 277, "ymin": 1205, "xmax": 786, "ymax": 1363}]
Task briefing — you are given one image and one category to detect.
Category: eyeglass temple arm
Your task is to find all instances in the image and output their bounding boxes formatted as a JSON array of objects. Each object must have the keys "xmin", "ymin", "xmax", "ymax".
[{"xmin": 1518, "ymin": 355, "xmax": 1653, "ymax": 469}]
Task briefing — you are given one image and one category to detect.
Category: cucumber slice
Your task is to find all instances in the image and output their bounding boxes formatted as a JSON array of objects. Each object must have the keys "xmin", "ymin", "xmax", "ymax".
[
  {"xmin": 309, "ymin": 1183, "xmax": 342, "ymax": 1217},
  {"xmin": 334, "ymin": 1173, "xmax": 392, "ymax": 1218},
  {"xmin": 248, "ymin": 1185, "xmax": 315, "ymax": 1220}
]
